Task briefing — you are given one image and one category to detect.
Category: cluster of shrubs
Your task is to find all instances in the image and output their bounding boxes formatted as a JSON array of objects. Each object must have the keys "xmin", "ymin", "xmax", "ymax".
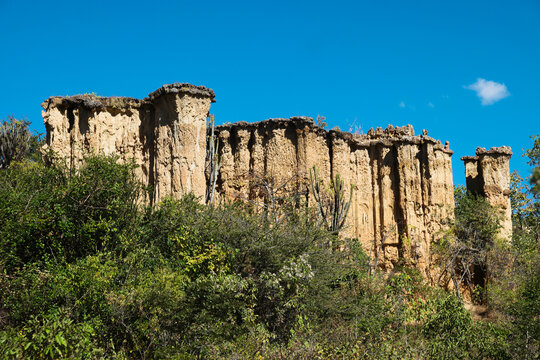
[{"xmin": 0, "ymin": 120, "xmax": 538, "ymax": 359}]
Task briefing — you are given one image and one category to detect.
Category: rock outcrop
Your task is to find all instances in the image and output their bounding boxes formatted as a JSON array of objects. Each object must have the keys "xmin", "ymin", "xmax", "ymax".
[
  {"xmin": 41, "ymin": 82, "xmax": 512, "ymax": 279},
  {"xmin": 214, "ymin": 118, "xmax": 455, "ymax": 278},
  {"xmin": 461, "ymin": 147, "xmax": 513, "ymax": 240},
  {"xmin": 42, "ymin": 83, "xmax": 215, "ymax": 203}
]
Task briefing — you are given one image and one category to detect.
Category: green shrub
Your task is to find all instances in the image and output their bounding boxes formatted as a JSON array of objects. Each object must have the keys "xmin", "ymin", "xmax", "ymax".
[
  {"xmin": 1, "ymin": 253, "xmax": 118, "ymax": 327},
  {"xmin": 140, "ymin": 196, "xmax": 339, "ymax": 344},
  {"xmin": 0, "ymin": 152, "xmax": 537, "ymax": 359},
  {"xmin": 0, "ymin": 156, "xmax": 141, "ymax": 271},
  {"xmin": 508, "ymin": 258, "xmax": 540, "ymax": 359},
  {"xmin": 423, "ymin": 294, "xmax": 472, "ymax": 359},
  {"xmin": 436, "ymin": 187, "xmax": 502, "ymax": 301},
  {"xmin": 0, "ymin": 308, "xmax": 106, "ymax": 359}
]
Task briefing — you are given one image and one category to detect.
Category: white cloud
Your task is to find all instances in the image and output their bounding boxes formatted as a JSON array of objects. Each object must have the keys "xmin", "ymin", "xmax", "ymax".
[
  {"xmin": 399, "ymin": 101, "xmax": 405, "ymax": 108},
  {"xmin": 466, "ymin": 78, "xmax": 510, "ymax": 105}
]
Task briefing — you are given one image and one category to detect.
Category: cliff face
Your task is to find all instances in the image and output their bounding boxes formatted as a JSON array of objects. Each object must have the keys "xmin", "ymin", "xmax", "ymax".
[
  {"xmin": 462, "ymin": 147, "xmax": 513, "ymax": 240},
  {"xmin": 41, "ymin": 82, "xmax": 513, "ymax": 279},
  {"xmin": 214, "ymin": 118, "xmax": 455, "ymax": 277},
  {"xmin": 42, "ymin": 83, "xmax": 215, "ymax": 204}
]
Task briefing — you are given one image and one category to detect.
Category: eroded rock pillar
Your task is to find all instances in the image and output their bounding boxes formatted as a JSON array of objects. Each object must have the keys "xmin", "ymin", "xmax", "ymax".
[{"xmin": 461, "ymin": 147, "xmax": 513, "ymax": 241}]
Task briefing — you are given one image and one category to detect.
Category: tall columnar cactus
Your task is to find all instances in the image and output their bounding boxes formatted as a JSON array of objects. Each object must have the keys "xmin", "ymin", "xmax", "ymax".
[
  {"xmin": 0, "ymin": 116, "xmax": 33, "ymax": 169},
  {"xmin": 309, "ymin": 166, "xmax": 353, "ymax": 234},
  {"xmin": 205, "ymin": 114, "xmax": 221, "ymax": 205}
]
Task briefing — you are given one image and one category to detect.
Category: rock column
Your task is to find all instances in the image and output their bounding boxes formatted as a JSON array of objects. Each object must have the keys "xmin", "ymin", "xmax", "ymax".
[
  {"xmin": 149, "ymin": 84, "xmax": 214, "ymax": 203},
  {"xmin": 42, "ymin": 83, "xmax": 215, "ymax": 204},
  {"xmin": 41, "ymin": 95, "xmax": 153, "ymax": 188},
  {"xmin": 462, "ymin": 147, "xmax": 513, "ymax": 240}
]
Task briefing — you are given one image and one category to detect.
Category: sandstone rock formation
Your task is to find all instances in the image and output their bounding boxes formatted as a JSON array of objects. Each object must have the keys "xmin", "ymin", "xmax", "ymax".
[
  {"xmin": 41, "ymin": 83, "xmax": 512, "ymax": 279},
  {"xmin": 461, "ymin": 147, "xmax": 513, "ymax": 240},
  {"xmin": 214, "ymin": 119, "xmax": 455, "ymax": 278},
  {"xmin": 42, "ymin": 83, "xmax": 215, "ymax": 203}
]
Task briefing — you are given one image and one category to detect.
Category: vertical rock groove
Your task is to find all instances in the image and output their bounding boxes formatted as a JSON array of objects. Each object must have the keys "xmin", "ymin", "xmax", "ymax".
[
  {"xmin": 369, "ymin": 145, "xmax": 379, "ymax": 260},
  {"xmin": 391, "ymin": 144, "xmax": 405, "ymax": 261}
]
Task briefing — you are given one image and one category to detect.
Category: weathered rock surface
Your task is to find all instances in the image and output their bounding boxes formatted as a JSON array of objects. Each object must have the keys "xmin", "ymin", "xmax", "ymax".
[{"xmin": 41, "ymin": 82, "xmax": 512, "ymax": 280}]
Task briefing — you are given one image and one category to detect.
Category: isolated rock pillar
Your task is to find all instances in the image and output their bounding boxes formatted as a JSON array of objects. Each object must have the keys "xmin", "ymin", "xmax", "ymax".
[{"xmin": 462, "ymin": 147, "xmax": 513, "ymax": 241}]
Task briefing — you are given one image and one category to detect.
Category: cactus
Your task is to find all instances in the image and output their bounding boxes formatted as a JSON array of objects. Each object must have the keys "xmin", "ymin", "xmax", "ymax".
[
  {"xmin": 205, "ymin": 114, "xmax": 221, "ymax": 205},
  {"xmin": 309, "ymin": 166, "xmax": 353, "ymax": 234},
  {"xmin": 0, "ymin": 116, "xmax": 33, "ymax": 169}
]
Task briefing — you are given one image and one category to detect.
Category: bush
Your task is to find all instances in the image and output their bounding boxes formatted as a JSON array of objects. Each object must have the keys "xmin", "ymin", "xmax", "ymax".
[
  {"xmin": 0, "ymin": 153, "xmax": 537, "ymax": 359},
  {"xmin": 0, "ymin": 308, "xmax": 107, "ymax": 359},
  {"xmin": 423, "ymin": 294, "xmax": 472, "ymax": 358},
  {"xmin": 140, "ymin": 196, "xmax": 340, "ymax": 344},
  {"xmin": 436, "ymin": 187, "xmax": 502, "ymax": 301},
  {"xmin": 0, "ymin": 156, "xmax": 141, "ymax": 271}
]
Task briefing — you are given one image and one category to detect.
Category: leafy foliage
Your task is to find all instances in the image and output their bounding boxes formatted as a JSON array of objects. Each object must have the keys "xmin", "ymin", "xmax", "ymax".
[
  {"xmin": 0, "ymin": 150, "xmax": 537, "ymax": 358},
  {"xmin": 526, "ymin": 135, "xmax": 540, "ymax": 195},
  {"xmin": 0, "ymin": 156, "xmax": 141, "ymax": 271},
  {"xmin": 0, "ymin": 308, "xmax": 106, "ymax": 359},
  {"xmin": 436, "ymin": 186, "xmax": 501, "ymax": 301}
]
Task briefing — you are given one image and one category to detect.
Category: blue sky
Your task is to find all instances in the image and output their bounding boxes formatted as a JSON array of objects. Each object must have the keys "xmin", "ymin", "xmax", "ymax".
[{"xmin": 1, "ymin": 0, "xmax": 538, "ymax": 184}]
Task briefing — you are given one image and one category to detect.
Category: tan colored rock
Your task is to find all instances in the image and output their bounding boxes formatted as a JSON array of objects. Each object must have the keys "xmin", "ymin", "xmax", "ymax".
[
  {"xmin": 150, "ymin": 86, "xmax": 212, "ymax": 202},
  {"xmin": 214, "ymin": 119, "xmax": 455, "ymax": 276},
  {"xmin": 42, "ymin": 95, "xmax": 153, "ymax": 189},
  {"xmin": 461, "ymin": 147, "xmax": 513, "ymax": 241},
  {"xmin": 42, "ymin": 83, "xmax": 215, "ymax": 204},
  {"xmin": 44, "ymin": 83, "xmax": 497, "ymax": 280}
]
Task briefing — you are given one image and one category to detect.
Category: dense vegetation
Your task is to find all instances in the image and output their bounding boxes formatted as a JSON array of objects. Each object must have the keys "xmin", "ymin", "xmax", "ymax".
[{"xmin": 0, "ymin": 119, "xmax": 538, "ymax": 359}]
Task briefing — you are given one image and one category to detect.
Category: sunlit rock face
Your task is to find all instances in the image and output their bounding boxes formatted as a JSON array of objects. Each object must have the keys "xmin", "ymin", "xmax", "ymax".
[
  {"xmin": 42, "ymin": 83, "xmax": 511, "ymax": 281},
  {"xmin": 215, "ymin": 119, "xmax": 455, "ymax": 280}
]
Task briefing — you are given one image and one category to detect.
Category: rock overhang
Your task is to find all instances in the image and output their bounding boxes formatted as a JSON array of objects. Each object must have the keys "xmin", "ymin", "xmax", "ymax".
[{"xmin": 147, "ymin": 83, "xmax": 216, "ymax": 102}]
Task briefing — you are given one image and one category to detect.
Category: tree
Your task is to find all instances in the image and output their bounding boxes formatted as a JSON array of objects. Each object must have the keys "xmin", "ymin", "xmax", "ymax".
[
  {"xmin": 523, "ymin": 134, "xmax": 540, "ymax": 195},
  {"xmin": 531, "ymin": 167, "xmax": 540, "ymax": 195},
  {"xmin": 0, "ymin": 155, "xmax": 142, "ymax": 270},
  {"xmin": 510, "ymin": 135, "xmax": 540, "ymax": 247},
  {"xmin": 0, "ymin": 116, "xmax": 41, "ymax": 169},
  {"xmin": 524, "ymin": 134, "xmax": 540, "ymax": 167},
  {"xmin": 437, "ymin": 186, "xmax": 501, "ymax": 301}
]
